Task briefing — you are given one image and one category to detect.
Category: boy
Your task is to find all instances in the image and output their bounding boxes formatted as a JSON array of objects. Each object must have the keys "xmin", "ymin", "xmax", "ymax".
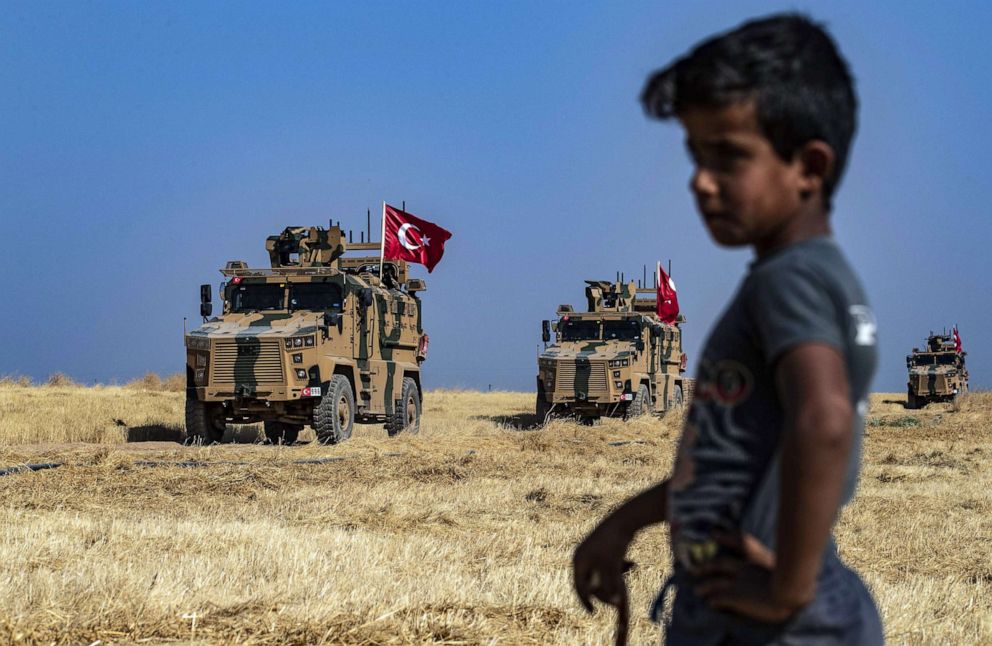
[{"xmin": 572, "ymin": 14, "xmax": 883, "ymax": 645}]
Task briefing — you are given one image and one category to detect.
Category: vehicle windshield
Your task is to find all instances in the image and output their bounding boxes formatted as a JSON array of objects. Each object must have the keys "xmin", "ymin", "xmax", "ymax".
[
  {"xmin": 289, "ymin": 283, "xmax": 343, "ymax": 311},
  {"xmin": 231, "ymin": 284, "xmax": 284, "ymax": 312},
  {"xmin": 603, "ymin": 319, "xmax": 642, "ymax": 341},
  {"xmin": 560, "ymin": 318, "xmax": 600, "ymax": 341},
  {"xmin": 912, "ymin": 354, "xmax": 957, "ymax": 366}
]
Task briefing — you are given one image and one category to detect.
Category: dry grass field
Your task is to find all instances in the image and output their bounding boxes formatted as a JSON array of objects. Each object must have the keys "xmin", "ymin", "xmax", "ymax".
[{"xmin": 0, "ymin": 380, "xmax": 990, "ymax": 644}]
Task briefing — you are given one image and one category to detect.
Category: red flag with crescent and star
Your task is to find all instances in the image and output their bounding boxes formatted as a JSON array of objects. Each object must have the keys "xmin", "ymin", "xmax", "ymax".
[
  {"xmin": 381, "ymin": 204, "xmax": 452, "ymax": 273},
  {"xmin": 953, "ymin": 325, "xmax": 963, "ymax": 354},
  {"xmin": 656, "ymin": 261, "xmax": 679, "ymax": 324}
]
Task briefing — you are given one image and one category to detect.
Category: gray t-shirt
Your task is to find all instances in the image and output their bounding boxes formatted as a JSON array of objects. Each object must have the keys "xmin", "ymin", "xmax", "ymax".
[{"xmin": 667, "ymin": 236, "xmax": 877, "ymax": 563}]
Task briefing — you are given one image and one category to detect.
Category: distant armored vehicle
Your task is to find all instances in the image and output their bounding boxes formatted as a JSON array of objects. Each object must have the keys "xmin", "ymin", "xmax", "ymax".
[
  {"xmin": 906, "ymin": 331, "xmax": 968, "ymax": 409},
  {"xmin": 536, "ymin": 280, "xmax": 686, "ymax": 421},
  {"xmin": 184, "ymin": 225, "xmax": 428, "ymax": 444}
]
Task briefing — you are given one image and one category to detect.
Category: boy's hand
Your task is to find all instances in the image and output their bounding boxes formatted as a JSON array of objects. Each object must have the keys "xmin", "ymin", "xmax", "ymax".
[
  {"xmin": 693, "ymin": 531, "xmax": 797, "ymax": 623},
  {"xmin": 573, "ymin": 518, "xmax": 635, "ymax": 613},
  {"xmin": 572, "ymin": 480, "xmax": 668, "ymax": 646},
  {"xmin": 572, "ymin": 518, "xmax": 635, "ymax": 646},
  {"xmin": 694, "ymin": 560, "xmax": 795, "ymax": 623}
]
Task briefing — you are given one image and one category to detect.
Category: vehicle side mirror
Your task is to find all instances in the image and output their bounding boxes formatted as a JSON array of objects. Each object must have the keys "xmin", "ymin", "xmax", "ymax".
[
  {"xmin": 200, "ymin": 284, "xmax": 211, "ymax": 304},
  {"xmin": 635, "ymin": 339, "xmax": 645, "ymax": 352},
  {"xmin": 541, "ymin": 320, "xmax": 551, "ymax": 344},
  {"xmin": 360, "ymin": 288, "xmax": 374, "ymax": 308},
  {"xmin": 200, "ymin": 302, "xmax": 213, "ymax": 318},
  {"xmin": 650, "ymin": 324, "xmax": 662, "ymax": 338}
]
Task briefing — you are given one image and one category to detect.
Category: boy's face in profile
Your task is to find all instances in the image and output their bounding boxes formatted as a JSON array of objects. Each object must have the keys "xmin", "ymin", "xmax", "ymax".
[{"xmin": 680, "ymin": 101, "xmax": 812, "ymax": 249}]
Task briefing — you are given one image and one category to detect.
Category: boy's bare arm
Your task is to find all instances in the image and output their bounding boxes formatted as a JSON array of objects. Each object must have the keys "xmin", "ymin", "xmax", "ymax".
[
  {"xmin": 772, "ymin": 342, "xmax": 853, "ymax": 607},
  {"xmin": 697, "ymin": 343, "xmax": 852, "ymax": 621}
]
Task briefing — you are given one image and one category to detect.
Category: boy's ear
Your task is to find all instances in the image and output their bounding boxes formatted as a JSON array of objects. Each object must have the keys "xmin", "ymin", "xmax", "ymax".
[{"xmin": 797, "ymin": 140, "xmax": 835, "ymax": 200}]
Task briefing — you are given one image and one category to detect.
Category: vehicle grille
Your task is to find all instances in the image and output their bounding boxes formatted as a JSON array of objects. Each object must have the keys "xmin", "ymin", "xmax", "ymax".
[
  {"xmin": 555, "ymin": 360, "xmax": 608, "ymax": 394},
  {"xmin": 210, "ymin": 339, "xmax": 285, "ymax": 385}
]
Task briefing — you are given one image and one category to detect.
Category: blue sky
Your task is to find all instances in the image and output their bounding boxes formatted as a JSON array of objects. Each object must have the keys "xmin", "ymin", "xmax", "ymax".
[{"xmin": 2, "ymin": 1, "xmax": 989, "ymax": 392}]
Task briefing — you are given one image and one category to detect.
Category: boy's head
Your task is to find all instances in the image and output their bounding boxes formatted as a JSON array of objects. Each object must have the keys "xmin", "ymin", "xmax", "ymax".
[{"xmin": 641, "ymin": 14, "xmax": 857, "ymax": 249}]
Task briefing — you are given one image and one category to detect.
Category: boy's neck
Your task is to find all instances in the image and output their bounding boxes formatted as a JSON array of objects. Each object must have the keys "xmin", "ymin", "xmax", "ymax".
[{"xmin": 753, "ymin": 203, "xmax": 831, "ymax": 259}]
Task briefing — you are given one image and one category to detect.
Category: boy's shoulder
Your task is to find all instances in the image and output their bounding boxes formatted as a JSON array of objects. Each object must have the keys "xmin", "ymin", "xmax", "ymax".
[{"xmin": 744, "ymin": 236, "xmax": 864, "ymax": 303}]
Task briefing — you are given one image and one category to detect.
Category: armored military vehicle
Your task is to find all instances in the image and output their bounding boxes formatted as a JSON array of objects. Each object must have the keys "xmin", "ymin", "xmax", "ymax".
[
  {"xmin": 536, "ymin": 279, "xmax": 686, "ymax": 421},
  {"xmin": 184, "ymin": 225, "xmax": 428, "ymax": 444},
  {"xmin": 906, "ymin": 331, "xmax": 968, "ymax": 409}
]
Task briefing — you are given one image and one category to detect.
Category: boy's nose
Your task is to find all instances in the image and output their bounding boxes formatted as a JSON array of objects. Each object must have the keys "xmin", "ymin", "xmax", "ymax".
[{"xmin": 690, "ymin": 167, "xmax": 719, "ymax": 200}]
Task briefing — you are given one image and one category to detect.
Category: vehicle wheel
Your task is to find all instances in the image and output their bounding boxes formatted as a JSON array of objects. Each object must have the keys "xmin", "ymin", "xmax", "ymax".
[
  {"xmin": 536, "ymin": 392, "xmax": 552, "ymax": 424},
  {"xmin": 185, "ymin": 397, "xmax": 225, "ymax": 445},
  {"xmin": 906, "ymin": 390, "xmax": 918, "ymax": 410},
  {"xmin": 264, "ymin": 421, "xmax": 300, "ymax": 445},
  {"xmin": 671, "ymin": 384, "xmax": 685, "ymax": 409},
  {"xmin": 386, "ymin": 377, "xmax": 421, "ymax": 436},
  {"xmin": 313, "ymin": 375, "xmax": 355, "ymax": 445},
  {"xmin": 628, "ymin": 384, "xmax": 652, "ymax": 417}
]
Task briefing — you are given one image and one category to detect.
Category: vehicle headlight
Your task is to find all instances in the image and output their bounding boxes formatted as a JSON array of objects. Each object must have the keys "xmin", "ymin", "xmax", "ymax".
[
  {"xmin": 196, "ymin": 354, "xmax": 208, "ymax": 368},
  {"xmin": 304, "ymin": 336, "xmax": 315, "ymax": 347}
]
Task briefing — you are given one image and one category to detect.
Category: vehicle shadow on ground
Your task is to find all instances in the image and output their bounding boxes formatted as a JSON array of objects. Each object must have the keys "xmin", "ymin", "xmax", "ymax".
[
  {"xmin": 881, "ymin": 399, "xmax": 911, "ymax": 409},
  {"xmin": 125, "ymin": 424, "xmax": 263, "ymax": 444},
  {"xmin": 126, "ymin": 425, "xmax": 186, "ymax": 443},
  {"xmin": 471, "ymin": 413, "xmax": 545, "ymax": 430}
]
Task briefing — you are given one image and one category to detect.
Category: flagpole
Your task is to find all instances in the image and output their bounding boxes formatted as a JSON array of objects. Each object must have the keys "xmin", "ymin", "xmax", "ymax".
[{"xmin": 379, "ymin": 201, "xmax": 386, "ymax": 282}]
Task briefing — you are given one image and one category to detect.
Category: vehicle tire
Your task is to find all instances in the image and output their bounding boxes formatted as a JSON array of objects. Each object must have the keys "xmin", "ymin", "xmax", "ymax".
[
  {"xmin": 628, "ymin": 384, "xmax": 652, "ymax": 418},
  {"xmin": 386, "ymin": 377, "xmax": 421, "ymax": 436},
  {"xmin": 536, "ymin": 392, "xmax": 552, "ymax": 424},
  {"xmin": 313, "ymin": 375, "xmax": 355, "ymax": 445},
  {"xmin": 906, "ymin": 389, "xmax": 918, "ymax": 410},
  {"xmin": 671, "ymin": 384, "xmax": 685, "ymax": 409},
  {"xmin": 264, "ymin": 421, "xmax": 300, "ymax": 445},
  {"xmin": 185, "ymin": 397, "xmax": 225, "ymax": 445}
]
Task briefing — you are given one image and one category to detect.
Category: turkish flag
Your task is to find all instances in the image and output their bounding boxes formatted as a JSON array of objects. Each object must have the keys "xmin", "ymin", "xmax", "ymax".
[
  {"xmin": 953, "ymin": 326, "xmax": 963, "ymax": 354},
  {"xmin": 382, "ymin": 204, "xmax": 452, "ymax": 273},
  {"xmin": 656, "ymin": 261, "xmax": 679, "ymax": 324}
]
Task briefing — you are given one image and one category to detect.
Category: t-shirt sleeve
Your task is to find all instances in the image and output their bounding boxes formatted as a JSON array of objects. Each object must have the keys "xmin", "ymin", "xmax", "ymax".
[{"xmin": 747, "ymin": 265, "xmax": 843, "ymax": 365}]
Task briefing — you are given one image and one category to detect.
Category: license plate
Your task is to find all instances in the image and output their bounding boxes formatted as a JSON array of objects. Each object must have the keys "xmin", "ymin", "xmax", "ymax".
[
  {"xmin": 620, "ymin": 393, "xmax": 633, "ymax": 401},
  {"xmin": 302, "ymin": 387, "xmax": 321, "ymax": 397}
]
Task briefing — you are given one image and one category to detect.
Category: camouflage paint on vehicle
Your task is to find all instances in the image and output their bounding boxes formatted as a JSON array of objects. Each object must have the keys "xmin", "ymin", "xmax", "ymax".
[
  {"xmin": 185, "ymin": 225, "xmax": 428, "ymax": 440},
  {"xmin": 536, "ymin": 279, "xmax": 687, "ymax": 420},
  {"xmin": 906, "ymin": 331, "xmax": 969, "ymax": 409}
]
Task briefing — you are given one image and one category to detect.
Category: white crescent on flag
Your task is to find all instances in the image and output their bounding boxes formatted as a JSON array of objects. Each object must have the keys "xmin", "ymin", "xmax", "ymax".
[{"xmin": 397, "ymin": 223, "xmax": 422, "ymax": 251}]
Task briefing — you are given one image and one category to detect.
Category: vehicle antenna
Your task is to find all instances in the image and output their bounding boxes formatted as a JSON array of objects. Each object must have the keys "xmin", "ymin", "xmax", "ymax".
[
  {"xmin": 643, "ymin": 264, "xmax": 647, "ymax": 288},
  {"xmin": 668, "ymin": 259, "xmax": 672, "ymax": 277},
  {"xmin": 402, "ymin": 200, "xmax": 406, "ymax": 212},
  {"xmin": 361, "ymin": 231, "xmax": 365, "ymax": 243},
  {"xmin": 183, "ymin": 317, "xmax": 187, "ymax": 337},
  {"xmin": 367, "ymin": 208, "xmax": 371, "ymax": 241},
  {"xmin": 349, "ymin": 230, "xmax": 353, "ymax": 243}
]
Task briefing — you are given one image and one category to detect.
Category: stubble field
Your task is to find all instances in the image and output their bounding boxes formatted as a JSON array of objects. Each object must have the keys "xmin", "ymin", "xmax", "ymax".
[{"xmin": 0, "ymin": 381, "xmax": 990, "ymax": 644}]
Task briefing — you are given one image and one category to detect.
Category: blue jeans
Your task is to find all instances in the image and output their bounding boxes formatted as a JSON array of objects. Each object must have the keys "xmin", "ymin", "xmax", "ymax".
[{"xmin": 657, "ymin": 549, "xmax": 884, "ymax": 645}]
